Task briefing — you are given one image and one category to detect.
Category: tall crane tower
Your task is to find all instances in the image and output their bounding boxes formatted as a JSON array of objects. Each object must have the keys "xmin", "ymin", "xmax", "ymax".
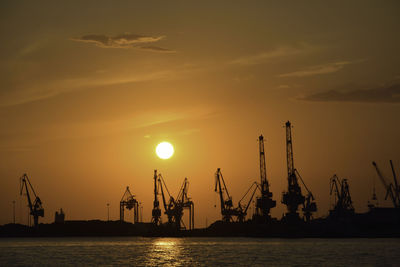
[
  {"xmin": 20, "ymin": 174, "xmax": 44, "ymax": 227},
  {"xmin": 254, "ymin": 135, "xmax": 276, "ymax": 222},
  {"xmin": 281, "ymin": 121, "xmax": 316, "ymax": 222},
  {"xmin": 120, "ymin": 186, "xmax": 139, "ymax": 223},
  {"xmin": 151, "ymin": 170, "xmax": 162, "ymax": 225}
]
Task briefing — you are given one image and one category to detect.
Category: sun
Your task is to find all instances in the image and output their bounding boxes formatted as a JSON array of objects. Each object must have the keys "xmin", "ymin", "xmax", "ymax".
[{"xmin": 156, "ymin": 142, "xmax": 174, "ymax": 159}]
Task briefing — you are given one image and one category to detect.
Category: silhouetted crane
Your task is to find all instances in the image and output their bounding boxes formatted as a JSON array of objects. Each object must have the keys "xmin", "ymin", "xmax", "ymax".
[
  {"xmin": 253, "ymin": 135, "xmax": 276, "ymax": 223},
  {"xmin": 281, "ymin": 121, "xmax": 316, "ymax": 222},
  {"xmin": 151, "ymin": 170, "xmax": 162, "ymax": 225},
  {"xmin": 296, "ymin": 169, "xmax": 317, "ymax": 222},
  {"xmin": 174, "ymin": 177, "xmax": 194, "ymax": 230},
  {"xmin": 372, "ymin": 161, "xmax": 400, "ymax": 208},
  {"xmin": 215, "ymin": 168, "xmax": 259, "ymax": 222},
  {"xmin": 329, "ymin": 174, "xmax": 354, "ymax": 218},
  {"xmin": 238, "ymin": 181, "xmax": 259, "ymax": 222},
  {"xmin": 120, "ymin": 186, "xmax": 139, "ymax": 223},
  {"xmin": 153, "ymin": 172, "xmax": 194, "ymax": 230},
  {"xmin": 20, "ymin": 174, "xmax": 44, "ymax": 227},
  {"xmin": 215, "ymin": 168, "xmax": 244, "ymax": 222}
]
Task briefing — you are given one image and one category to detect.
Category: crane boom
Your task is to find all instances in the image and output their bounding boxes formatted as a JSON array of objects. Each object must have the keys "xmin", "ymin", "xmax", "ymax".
[
  {"xmin": 215, "ymin": 168, "xmax": 226, "ymax": 213},
  {"xmin": 158, "ymin": 174, "xmax": 171, "ymax": 214},
  {"xmin": 19, "ymin": 174, "xmax": 44, "ymax": 227},
  {"xmin": 390, "ymin": 160, "xmax": 400, "ymax": 202},
  {"xmin": 157, "ymin": 175, "xmax": 194, "ymax": 230},
  {"xmin": 239, "ymin": 182, "xmax": 259, "ymax": 215},
  {"xmin": 215, "ymin": 168, "xmax": 237, "ymax": 222},
  {"xmin": 174, "ymin": 177, "xmax": 194, "ymax": 230},
  {"xmin": 372, "ymin": 161, "xmax": 399, "ymax": 208}
]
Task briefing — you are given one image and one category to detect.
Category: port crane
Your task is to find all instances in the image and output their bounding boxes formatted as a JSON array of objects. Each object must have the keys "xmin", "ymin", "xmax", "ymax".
[
  {"xmin": 254, "ymin": 135, "xmax": 276, "ymax": 223},
  {"xmin": 281, "ymin": 121, "xmax": 316, "ymax": 222},
  {"xmin": 372, "ymin": 161, "xmax": 400, "ymax": 208},
  {"xmin": 20, "ymin": 174, "xmax": 44, "ymax": 227},
  {"xmin": 152, "ymin": 171, "xmax": 194, "ymax": 230},
  {"xmin": 238, "ymin": 181, "xmax": 259, "ymax": 222},
  {"xmin": 296, "ymin": 169, "xmax": 317, "ymax": 222},
  {"xmin": 174, "ymin": 177, "xmax": 194, "ymax": 230},
  {"xmin": 215, "ymin": 168, "xmax": 259, "ymax": 222},
  {"xmin": 329, "ymin": 174, "xmax": 354, "ymax": 218},
  {"xmin": 120, "ymin": 186, "xmax": 139, "ymax": 223}
]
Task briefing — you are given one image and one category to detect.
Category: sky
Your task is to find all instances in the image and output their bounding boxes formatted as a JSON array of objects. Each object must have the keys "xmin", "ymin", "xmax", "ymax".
[{"xmin": 0, "ymin": 1, "xmax": 399, "ymax": 227}]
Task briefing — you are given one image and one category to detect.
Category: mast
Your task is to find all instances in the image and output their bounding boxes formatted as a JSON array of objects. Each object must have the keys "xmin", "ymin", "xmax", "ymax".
[{"xmin": 151, "ymin": 170, "xmax": 161, "ymax": 225}]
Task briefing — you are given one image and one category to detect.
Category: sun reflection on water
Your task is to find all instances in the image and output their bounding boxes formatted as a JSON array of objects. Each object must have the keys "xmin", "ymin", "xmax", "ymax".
[{"xmin": 144, "ymin": 238, "xmax": 193, "ymax": 266}]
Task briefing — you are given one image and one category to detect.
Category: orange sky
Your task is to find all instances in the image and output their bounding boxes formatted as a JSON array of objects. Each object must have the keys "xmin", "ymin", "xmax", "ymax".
[{"xmin": 1, "ymin": 1, "xmax": 400, "ymax": 227}]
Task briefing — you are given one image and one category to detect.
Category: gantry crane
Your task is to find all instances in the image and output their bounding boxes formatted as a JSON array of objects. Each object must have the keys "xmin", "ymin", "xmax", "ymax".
[
  {"xmin": 281, "ymin": 121, "xmax": 316, "ymax": 222},
  {"xmin": 329, "ymin": 174, "xmax": 354, "ymax": 218},
  {"xmin": 20, "ymin": 174, "xmax": 44, "ymax": 227},
  {"xmin": 254, "ymin": 135, "xmax": 276, "ymax": 223},
  {"xmin": 372, "ymin": 161, "xmax": 400, "ymax": 208},
  {"xmin": 215, "ymin": 168, "xmax": 259, "ymax": 222},
  {"xmin": 120, "ymin": 186, "xmax": 139, "ymax": 223}
]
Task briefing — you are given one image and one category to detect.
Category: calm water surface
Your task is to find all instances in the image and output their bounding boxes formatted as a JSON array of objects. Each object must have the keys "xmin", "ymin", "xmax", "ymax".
[{"xmin": 0, "ymin": 237, "xmax": 399, "ymax": 266}]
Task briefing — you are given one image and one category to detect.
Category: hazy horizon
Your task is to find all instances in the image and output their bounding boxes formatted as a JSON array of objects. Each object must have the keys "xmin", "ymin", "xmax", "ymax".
[{"xmin": 1, "ymin": 1, "xmax": 400, "ymax": 227}]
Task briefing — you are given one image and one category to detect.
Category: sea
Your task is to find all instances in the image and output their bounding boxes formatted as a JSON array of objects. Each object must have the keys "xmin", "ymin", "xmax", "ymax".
[{"xmin": 0, "ymin": 237, "xmax": 399, "ymax": 266}]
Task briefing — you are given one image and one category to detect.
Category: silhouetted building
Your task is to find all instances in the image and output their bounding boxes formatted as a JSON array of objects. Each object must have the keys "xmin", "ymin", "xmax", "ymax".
[{"xmin": 55, "ymin": 208, "xmax": 65, "ymax": 223}]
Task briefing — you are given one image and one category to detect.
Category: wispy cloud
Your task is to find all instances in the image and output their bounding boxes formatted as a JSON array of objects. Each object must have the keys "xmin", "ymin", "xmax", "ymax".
[
  {"xmin": 71, "ymin": 33, "xmax": 174, "ymax": 52},
  {"xmin": 230, "ymin": 46, "xmax": 304, "ymax": 66},
  {"xmin": 0, "ymin": 70, "xmax": 174, "ymax": 107},
  {"xmin": 279, "ymin": 61, "xmax": 352, "ymax": 78},
  {"xmin": 139, "ymin": 45, "xmax": 175, "ymax": 53},
  {"xmin": 299, "ymin": 84, "xmax": 400, "ymax": 103}
]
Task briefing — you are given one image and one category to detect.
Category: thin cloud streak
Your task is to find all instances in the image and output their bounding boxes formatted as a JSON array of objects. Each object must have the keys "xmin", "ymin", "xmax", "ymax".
[
  {"xmin": 71, "ymin": 33, "xmax": 174, "ymax": 52},
  {"xmin": 279, "ymin": 61, "xmax": 352, "ymax": 78},
  {"xmin": 230, "ymin": 46, "xmax": 303, "ymax": 66},
  {"xmin": 230, "ymin": 44, "xmax": 316, "ymax": 66},
  {"xmin": 299, "ymin": 84, "xmax": 400, "ymax": 103},
  {"xmin": 0, "ymin": 70, "xmax": 174, "ymax": 107},
  {"xmin": 139, "ymin": 46, "xmax": 176, "ymax": 53}
]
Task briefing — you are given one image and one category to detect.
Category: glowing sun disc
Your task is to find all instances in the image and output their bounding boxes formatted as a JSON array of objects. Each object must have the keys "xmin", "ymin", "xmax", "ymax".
[{"xmin": 156, "ymin": 142, "xmax": 174, "ymax": 159}]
